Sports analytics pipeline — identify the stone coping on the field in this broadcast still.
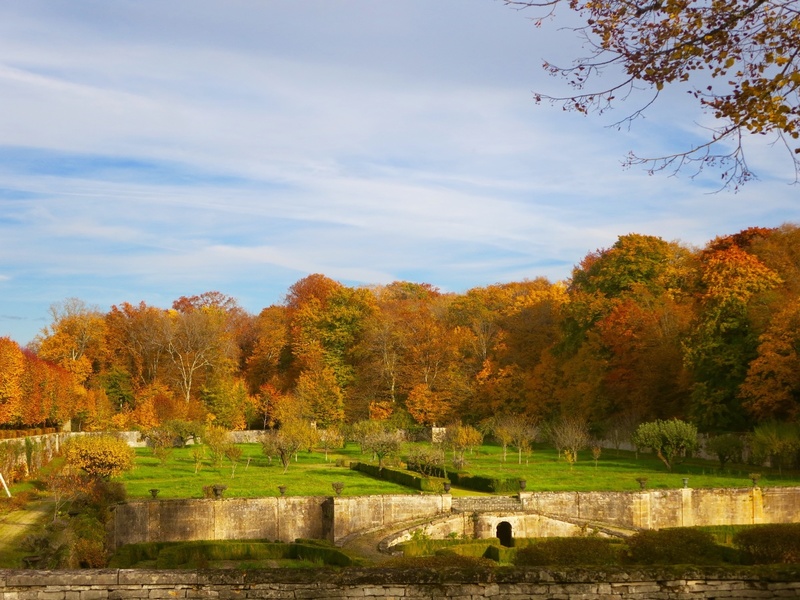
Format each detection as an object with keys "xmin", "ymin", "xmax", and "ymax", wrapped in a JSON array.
[{"xmin": 2, "ymin": 566, "xmax": 800, "ymax": 586}]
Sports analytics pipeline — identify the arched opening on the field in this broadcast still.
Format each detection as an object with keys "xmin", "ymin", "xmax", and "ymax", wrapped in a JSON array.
[{"xmin": 496, "ymin": 521, "xmax": 513, "ymax": 547}]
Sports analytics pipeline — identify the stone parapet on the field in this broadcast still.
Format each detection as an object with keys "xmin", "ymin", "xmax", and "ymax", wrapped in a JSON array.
[{"xmin": 1, "ymin": 567, "xmax": 799, "ymax": 599}]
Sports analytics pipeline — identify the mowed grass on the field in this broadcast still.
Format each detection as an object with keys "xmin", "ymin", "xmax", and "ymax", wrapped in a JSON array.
[
  {"xmin": 118, "ymin": 443, "xmax": 414, "ymax": 499},
  {"xmin": 117, "ymin": 440, "xmax": 800, "ymax": 499},
  {"xmin": 425, "ymin": 442, "xmax": 800, "ymax": 492}
]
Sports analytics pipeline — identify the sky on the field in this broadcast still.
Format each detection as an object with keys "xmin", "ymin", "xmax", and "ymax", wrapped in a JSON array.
[{"xmin": 0, "ymin": 1, "xmax": 797, "ymax": 346}]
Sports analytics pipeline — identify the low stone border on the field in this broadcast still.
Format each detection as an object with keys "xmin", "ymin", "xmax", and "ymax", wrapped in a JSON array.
[{"xmin": 1, "ymin": 567, "xmax": 799, "ymax": 599}]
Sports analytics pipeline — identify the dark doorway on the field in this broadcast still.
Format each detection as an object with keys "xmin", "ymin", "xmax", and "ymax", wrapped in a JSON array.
[{"xmin": 496, "ymin": 521, "xmax": 513, "ymax": 547}]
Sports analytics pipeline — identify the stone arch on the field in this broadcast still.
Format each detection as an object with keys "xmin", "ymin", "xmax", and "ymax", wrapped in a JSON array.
[{"xmin": 496, "ymin": 521, "xmax": 513, "ymax": 547}]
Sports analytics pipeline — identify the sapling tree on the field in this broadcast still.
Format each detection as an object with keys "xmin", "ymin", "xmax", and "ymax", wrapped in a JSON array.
[
  {"xmin": 363, "ymin": 429, "xmax": 405, "ymax": 470},
  {"xmin": 318, "ymin": 427, "xmax": 344, "ymax": 461},
  {"xmin": 548, "ymin": 416, "xmax": 590, "ymax": 463}
]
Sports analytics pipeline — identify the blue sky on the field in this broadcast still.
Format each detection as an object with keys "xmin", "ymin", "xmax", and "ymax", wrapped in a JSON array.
[{"xmin": 0, "ymin": 1, "xmax": 797, "ymax": 346}]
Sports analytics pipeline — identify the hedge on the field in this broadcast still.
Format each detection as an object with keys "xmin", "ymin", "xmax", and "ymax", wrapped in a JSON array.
[
  {"xmin": 406, "ymin": 463, "xmax": 520, "ymax": 493},
  {"xmin": 110, "ymin": 540, "xmax": 352, "ymax": 568},
  {"xmin": 350, "ymin": 461, "xmax": 446, "ymax": 492},
  {"xmin": 514, "ymin": 537, "xmax": 623, "ymax": 566},
  {"xmin": 734, "ymin": 524, "xmax": 800, "ymax": 564},
  {"xmin": 624, "ymin": 528, "xmax": 724, "ymax": 565}
]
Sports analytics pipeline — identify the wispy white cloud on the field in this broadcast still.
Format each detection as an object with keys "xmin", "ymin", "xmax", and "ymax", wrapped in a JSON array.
[{"xmin": 0, "ymin": 0, "xmax": 795, "ymax": 345}]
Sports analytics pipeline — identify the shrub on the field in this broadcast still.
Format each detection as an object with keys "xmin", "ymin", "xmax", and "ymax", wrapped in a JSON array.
[
  {"xmin": 625, "ymin": 528, "xmax": 723, "ymax": 565},
  {"xmin": 514, "ymin": 537, "xmax": 621, "ymax": 566},
  {"xmin": 733, "ymin": 524, "xmax": 800, "ymax": 564},
  {"xmin": 705, "ymin": 433, "xmax": 744, "ymax": 468},
  {"xmin": 111, "ymin": 540, "xmax": 352, "ymax": 569},
  {"xmin": 383, "ymin": 554, "xmax": 496, "ymax": 569},
  {"xmin": 64, "ymin": 435, "xmax": 135, "ymax": 480}
]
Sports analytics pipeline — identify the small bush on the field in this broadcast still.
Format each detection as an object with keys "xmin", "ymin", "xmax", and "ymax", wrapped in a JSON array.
[
  {"xmin": 111, "ymin": 540, "xmax": 352, "ymax": 569},
  {"xmin": 733, "ymin": 524, "xmax": 800, "ymax": 564},
  {"xmin": 435, "ymin": 541, "xmax": 496, "ymax": 559},
  {"xmin": 625, "ymin": 528, "xmax": 723, "ymax": 565},
  {"xmin": 398, "ymin": 538, "xmax": 498, "ymax": 558},
  {"xmin": 383, "ymin": 554, "xmax": 496, "ymax": 569},
  {"xmin": 64, "ymin": 435, "xmax": 135, "ymax": 480},
  {"xmin": 514, "ymin": 537, "xmax": 621, "ymax": 566}
]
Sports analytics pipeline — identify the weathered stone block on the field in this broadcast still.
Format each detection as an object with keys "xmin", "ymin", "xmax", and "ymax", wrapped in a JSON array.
[{"xmin": 78, "ymin": 590, "xmax": 111, "ymax": 600}]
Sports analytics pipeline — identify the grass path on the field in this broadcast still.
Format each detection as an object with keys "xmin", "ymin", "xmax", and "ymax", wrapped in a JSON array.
[{"xmin": 0, "ymin": 499, "xmax": 53, "ymax": 567}]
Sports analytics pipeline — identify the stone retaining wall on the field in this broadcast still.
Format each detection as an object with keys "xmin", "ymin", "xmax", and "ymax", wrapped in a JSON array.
[
  {"xmin": 108, "ymin": 497, "xmax": 332, "ymax": 548},
  {"xmin": 2, "ymin": 567, "xmax": 799, "ymax": 599},
  {"xmin": 109, "ymin": 487, "xmax": 800, "ymax": 549}
]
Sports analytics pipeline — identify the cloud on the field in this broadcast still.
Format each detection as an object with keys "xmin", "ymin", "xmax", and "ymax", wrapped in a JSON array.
[{"xmin": 0, "ymin": 0, "xmax": 795, "ymax": 346}]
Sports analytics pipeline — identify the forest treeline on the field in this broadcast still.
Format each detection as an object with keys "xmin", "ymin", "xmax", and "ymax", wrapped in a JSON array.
[{"xmin": 1, "ymin": 224, "xmax": 799, "ymax": 437}]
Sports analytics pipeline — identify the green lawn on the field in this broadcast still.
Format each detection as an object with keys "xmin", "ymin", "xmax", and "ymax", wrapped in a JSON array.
[
  {"xmin": 116, "ymin": 440, "xmax": 800, "ymax": 499},
  {"xmin": 423, "ymin": 442, "xmax": 800, "ymax": 492},
  {"xmin": 119, "ymin": 443, "xmax": 414, "ymax": 499}
]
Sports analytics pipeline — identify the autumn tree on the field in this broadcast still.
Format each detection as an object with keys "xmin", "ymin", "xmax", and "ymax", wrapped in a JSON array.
[
  {"xmin": 37, "ymin": 298, "xmax": 107, "ymax": 385},
  {"xmin": 0, "ymin": 337, "xmax": 25, "ymax": 426},
  {"xmin": 201, "ymin": 378, "xmax": 251, "ymax": 430},
  {"xmin": 405, "ymin": 383, "xmax": 452, "ymax": 427},
  {"xmin": 483, "ymin": 413, "xmax": 538, "ymax": 463},
  {"xmin": 104, "ymin": 301, "xmax": 170, "ymax": 390},
  {"xmin": 294, "ymin": 358, "xmax": 345, "ymax": 428},
  {"xmin": 64, "ymin": 435, "xmax": 135, "ymax": 480},
  {"xmin": 444, "ymin": 424, "xmax": 483, "ymax": 468},
  {"xmin": 165, "ymin": 305, "xmax": 237, "ymax": 404},
  {"xmin": 252, "ymin": 383, "xmax": 284, "ymax": 429},
  {"xmin": 739, "ymin": 298, "xmax": 800, "ymax": 421},
  {"xmin": 506, "ymin": 0, "xmax": 800, "ymax": 187},
  {"xmin": 261, "ymin": 418, "xmax": 316, "ymax": 473},
  {"xmin": 244, "ymin": 305, "xmax": 289, "ymax": 393},
  {"xmin": 684, "ymin": 239, "xmax": 782, "ymax": 430}
]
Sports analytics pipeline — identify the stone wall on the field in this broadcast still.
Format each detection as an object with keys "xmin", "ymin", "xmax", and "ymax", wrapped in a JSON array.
[
  {"xmin": 381, "ymin": 512, "xmax": 592, "ymax": 551},
  {"xmin": 333, "ymin": 494, "xmax": 451, "ymax": 543},
  {"xmin": 108, "ymin": 487, "xmax": 800, "ymax": 549},
  {"xmin": 460, "ymin": 487, "xmax": 797, "ymax": 530},
  {"xmin": 2, "ymin": 567, "xmax": 800, "ymax": 599},
  {"xmin": 108, "ymin": 497, "xmax": 332, "ymax": 549}
]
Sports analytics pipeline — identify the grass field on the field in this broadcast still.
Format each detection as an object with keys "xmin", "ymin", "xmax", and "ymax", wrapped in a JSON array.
[
  {"xmin": 116, "ymin": 440, "xmax": 800, "ymax": 499},
  {"xmin": 419, "ymin": 442, "xmax": 800, "ymax": 492},
  {"xmin": 118, "ymin": 443, "xmax": 415, "ymax": 499}
]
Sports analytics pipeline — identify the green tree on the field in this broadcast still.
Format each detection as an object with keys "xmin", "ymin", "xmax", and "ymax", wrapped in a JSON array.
[
  {"xmin": 749, "ymin": 421, "xmax": 799, "ymax": 474},
  {"xmin": 631, "ymin": 419, "xmax": 699, "ymax": 471},
  {"xmin": 705, "ymin": 433, "xmax": 744, "ymax": 469}
]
